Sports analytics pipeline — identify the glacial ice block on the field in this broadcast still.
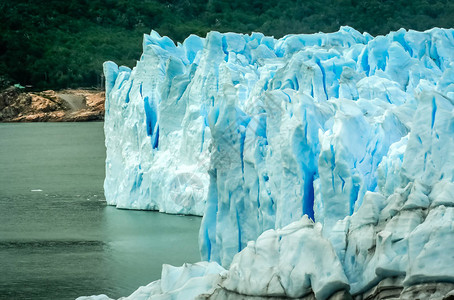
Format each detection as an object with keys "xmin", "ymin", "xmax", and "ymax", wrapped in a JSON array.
[
  {"xmin": 341, "ymin": 90, "xmax": 454, "ymax": 294},
  {"xmin": 102, "ymin": 26, "xmax": 454, "ymax": 298},
  {"xmin": 221, "ymin": 216, "xmax": 349, "ymax": 299},
  {"xmin": 77, "ymin": 261, "xmax": 226, "ymax": 300},
  {"xmin": 103, "ymin": 33, "xmax": 211, "ymax": 215}
]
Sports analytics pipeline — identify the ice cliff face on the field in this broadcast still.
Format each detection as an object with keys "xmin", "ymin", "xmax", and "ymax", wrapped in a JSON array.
[{"xmin": 100, "ymin": 27, "xmax": 454, "ymax": 299}]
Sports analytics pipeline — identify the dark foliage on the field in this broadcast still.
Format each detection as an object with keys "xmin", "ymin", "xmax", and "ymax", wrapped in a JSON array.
[{"xmin": 1, "ymin": 0, "xmax": 453, "ymax": 90}]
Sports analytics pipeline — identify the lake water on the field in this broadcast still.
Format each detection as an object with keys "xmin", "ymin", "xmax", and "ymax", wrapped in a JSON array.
[{"xmin": 0, "ymin": 122, "xmax": 201, "ymax": 300}]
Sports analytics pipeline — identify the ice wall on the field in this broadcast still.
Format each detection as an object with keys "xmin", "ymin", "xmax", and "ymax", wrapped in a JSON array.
[
  {"xmin": 103, "ymin": 32, "xmax": 211, "ymax": 215},
  {"xmin": 101, "ymin": 26, "xmax": 454, "ymax": 298}
]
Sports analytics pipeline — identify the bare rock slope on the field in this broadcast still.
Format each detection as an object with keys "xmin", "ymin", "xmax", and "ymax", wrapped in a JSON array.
[{"xmin": 0, "ymin": 87, "xmax": 105, "ymax": 122}]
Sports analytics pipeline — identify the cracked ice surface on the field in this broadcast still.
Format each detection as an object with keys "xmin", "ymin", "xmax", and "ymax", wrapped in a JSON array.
[{"xmin": 99, "ymin": 26, "xmax": 454, "ymax": 298}]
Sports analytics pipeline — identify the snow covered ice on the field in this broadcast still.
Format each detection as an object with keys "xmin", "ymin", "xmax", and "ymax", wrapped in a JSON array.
[{"xmin": 92, "ymin": 26, "xmax": 454, "ymax": 299}]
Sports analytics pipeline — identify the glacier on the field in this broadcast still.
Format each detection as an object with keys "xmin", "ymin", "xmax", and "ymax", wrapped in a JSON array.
[{"xmin": 91, "ymin": 26, "xmax": 454, "ymax": 299}]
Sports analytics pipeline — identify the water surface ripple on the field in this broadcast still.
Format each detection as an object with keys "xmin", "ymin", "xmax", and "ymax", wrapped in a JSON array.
[{"xmin": 0, "ymin": 122, "xmax": 201, "ymax": 299}]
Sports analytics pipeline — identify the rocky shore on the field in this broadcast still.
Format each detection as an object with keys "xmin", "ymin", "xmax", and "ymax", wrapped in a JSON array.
[{"xmin": 0, "ymin": 86, "xmax": 104, "ymax": 122}]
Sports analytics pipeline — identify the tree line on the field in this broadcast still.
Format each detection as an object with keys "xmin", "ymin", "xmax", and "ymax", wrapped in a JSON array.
[{"xmin": 1, "ymin": 0, "xmax": 453, "ymax": 90}]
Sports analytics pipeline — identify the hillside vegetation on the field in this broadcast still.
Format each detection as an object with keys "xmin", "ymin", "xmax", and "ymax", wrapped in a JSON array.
[{"xmin": 1, "ymin": 0, "xmax": 453, "ymax": 90}]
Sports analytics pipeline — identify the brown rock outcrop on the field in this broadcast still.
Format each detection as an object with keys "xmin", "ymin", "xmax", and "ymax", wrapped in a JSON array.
[{"xmin": 0, "ymin": 87, "xmax": 105, "ymax": 122}]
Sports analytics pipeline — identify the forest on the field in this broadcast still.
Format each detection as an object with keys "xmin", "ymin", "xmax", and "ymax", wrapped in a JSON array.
[{"xmin": 1, "ymin": 0, "xmax": 453, "ymax": 90}]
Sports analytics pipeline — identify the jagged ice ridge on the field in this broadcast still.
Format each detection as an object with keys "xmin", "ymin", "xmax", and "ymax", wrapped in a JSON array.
[{"xmin": 91, "ymin": 26, "xmax": 454, "ymax": 299}]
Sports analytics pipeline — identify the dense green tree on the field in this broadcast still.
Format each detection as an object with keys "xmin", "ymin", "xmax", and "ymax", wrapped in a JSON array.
[{"xmin": 0, "ymin": 0, "xmax": 453, "ymax": 90}]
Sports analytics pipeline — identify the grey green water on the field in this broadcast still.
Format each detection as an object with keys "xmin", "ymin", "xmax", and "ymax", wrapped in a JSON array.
[{"xmin": 0, "ymin": 122, "xmax": 201, "ymax": 300}]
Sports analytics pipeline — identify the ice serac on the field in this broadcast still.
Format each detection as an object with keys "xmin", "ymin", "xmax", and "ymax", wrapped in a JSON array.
[
  {"xmin": 103, "ymin": 31, "xmax": 210, "ymax": 215},
  {"xmin": 221, "ymin": 216, "xmax": 349, "ymax": 300},
  {"xmin": 101, "ymin": 27, "xmax": 454, "ymax": 299}
]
